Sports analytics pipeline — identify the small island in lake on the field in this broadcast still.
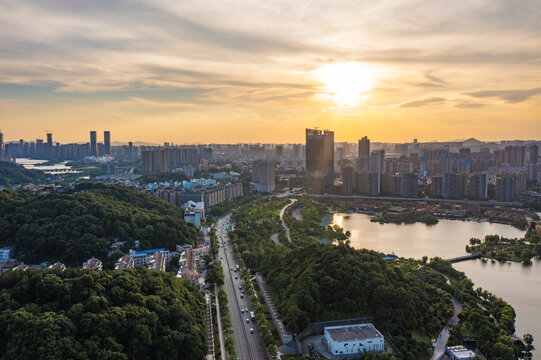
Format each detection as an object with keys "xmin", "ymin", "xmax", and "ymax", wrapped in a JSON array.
[{"xmin": 466, "ymin": 230, "xmax": 541, "ymax": 264}]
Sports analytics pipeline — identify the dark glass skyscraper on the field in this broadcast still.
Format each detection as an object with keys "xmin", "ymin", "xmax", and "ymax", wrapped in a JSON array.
[
  {"xmin": 90, "ymin": 131, "xmax": 97, "ymax": 156},
  {"xmin": 104, "ymin": 131, "xmax": 111, "ymax": 155},
  {"xmin": 305, "ymin": 128, "xmax": 334, "ymax": 193},
  {"xmin": 357, "ymin": 136, "xmax": 370, "ymax": 173}
]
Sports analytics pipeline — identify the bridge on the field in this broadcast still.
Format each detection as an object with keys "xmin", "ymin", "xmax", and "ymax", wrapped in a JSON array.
[{"xmin": 446, "ymin": 254, "xmax": 481, "ymax": 263}]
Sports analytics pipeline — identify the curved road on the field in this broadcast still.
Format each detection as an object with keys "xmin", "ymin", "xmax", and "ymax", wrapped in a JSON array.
[
  {"xmin": 215, "ymin": 215, "xmax": 268, "ymax": 360},
  {"xmin": 279, "ymin": 198, "xmax": 297, "ymax": 243}
]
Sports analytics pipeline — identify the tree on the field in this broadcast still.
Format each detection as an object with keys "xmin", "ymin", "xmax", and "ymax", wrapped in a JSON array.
[
  {"xmin": 523, "ymin": 333, "xmax": 534, "ymax": 360},
  {"xmin": 206, "ymin": 260, "xmax": 224, "ymax": 287}
]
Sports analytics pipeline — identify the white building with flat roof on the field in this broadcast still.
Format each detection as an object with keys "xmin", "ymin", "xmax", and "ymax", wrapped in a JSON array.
[
  {"xmin": 324, "ymin": 323, "xmax": 384, "ymax": 356},
  {"xmin": 446, "ymin": 345, "xmax": 476, "ymax": 359}
]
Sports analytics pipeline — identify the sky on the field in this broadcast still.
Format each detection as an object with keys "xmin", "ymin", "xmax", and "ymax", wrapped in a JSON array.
[{"xmin": 1, "ymin": 0, "xmax": 540, "ymax": 144}]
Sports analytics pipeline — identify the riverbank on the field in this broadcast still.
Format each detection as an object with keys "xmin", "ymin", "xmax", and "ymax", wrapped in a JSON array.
[{"xmin": 316, "ymin": 196, "xmax": 534, "ymax": 230}]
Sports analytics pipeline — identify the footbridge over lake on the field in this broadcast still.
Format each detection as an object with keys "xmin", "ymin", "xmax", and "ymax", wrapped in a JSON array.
[{"xmin": 446, "ymin": 254, "xmax": 481, "ymax": 263}]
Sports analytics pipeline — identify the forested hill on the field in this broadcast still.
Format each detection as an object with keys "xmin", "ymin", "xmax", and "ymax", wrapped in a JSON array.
[
  {"xmin": 0, "ymin": 161, "xmax": 47, "ymax": 185},
  {"xmin": 0, "ymin": 268, "xmax": 206, "ymax": 360},
  {"xmin": 0, "ymin": 184, "xmax": 198, "ymax": 266},
  {"xmin": 260, "ymin": 243, "xmax": 452, "ymax": 358}
]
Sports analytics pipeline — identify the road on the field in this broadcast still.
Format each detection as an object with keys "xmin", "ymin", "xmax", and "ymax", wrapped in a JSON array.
[
  {"xmin": 215, "ymin": 215, "xmax": 268, "ymax": 360},
  {"xmin": 279, "ymin": 198, "xmax": 297, "ymax": 243},
  {"xmin": 431, "ymin": 296, "xmax": 463, "ymax": 360}
]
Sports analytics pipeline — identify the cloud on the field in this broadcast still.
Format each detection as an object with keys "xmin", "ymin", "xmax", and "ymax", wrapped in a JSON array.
[
  {"xmin": 454, "ymin": 101, "xmax": 486, "ymax": 109},
  {"xmin": 400, "ymin": 97, "xmax": 446, "ymax": 108},
  {"xmin": 465, "ymin": 88, "xmax": 541, "ymax": 103},
  {"xmin": 424, "ymin": 70, "xmax": 448, "ymax": 85}
]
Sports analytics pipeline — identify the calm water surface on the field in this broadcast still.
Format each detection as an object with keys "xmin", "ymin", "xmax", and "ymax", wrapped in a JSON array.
[
  {"xmin": 327, "ymin": 213, "xmax": 539, "ymax": 358},
  {"xmin": 16, "ymin": 158, "xmax": 79, "ymax": 174}
]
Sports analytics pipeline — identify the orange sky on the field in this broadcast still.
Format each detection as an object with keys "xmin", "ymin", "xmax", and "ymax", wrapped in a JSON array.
[{"xmin": 1, "ymin": 1, "xmax": 540, "ymax": 143}]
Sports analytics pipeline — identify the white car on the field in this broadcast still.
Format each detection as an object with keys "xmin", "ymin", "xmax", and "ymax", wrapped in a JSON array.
[{"xmin": 250, "ymin": 328, "xmax": 254, "ymax": 333}]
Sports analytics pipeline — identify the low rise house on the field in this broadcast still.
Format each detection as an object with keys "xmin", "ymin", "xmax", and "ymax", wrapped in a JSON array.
[
  {"xmin": 324, "ymin": 324, "xmax": 384, "ymax": 356},
  {"xmin": 129, "ymin": 248, "xmax": 171, "ymax": 266},
  {"xmin": 0, "ymin": 259, "xmax": 20, "ymax": 273},
  {"xmin": 48, "ymin": 262, "xmax": 66, "ymax": 271},
  {"xmin": 148, "ymin": 251, "xmax": 166, "ymax": 271},
  {"xmin": 115, "ymin": 255, "xmax": 134, "ymax": 270},
  {"xmin": 13, "ymin": 263, "xmax": 29, "ymax": 271},
  {"xmin": 82, "ymin": 257, "xmax": 103, "ymax": 270}
]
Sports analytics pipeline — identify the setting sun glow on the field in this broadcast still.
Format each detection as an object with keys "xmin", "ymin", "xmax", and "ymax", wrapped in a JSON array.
[{"xmin": 314, "ymin": 63, "xmax": 380, "ymax": 107}]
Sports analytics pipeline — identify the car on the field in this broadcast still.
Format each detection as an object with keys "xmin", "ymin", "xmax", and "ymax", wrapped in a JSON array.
[
  {"xmin": 250, "ymin": 328, "xmax": 254, "ymax": 334},
  {"xmin": 235, "ymin": 276, "xmax": 238, "ymax": 279},
  {"xmin": 239, "ymin": 286, "xmax": 242, "ymax": 290},
  {"xmin": 241, "ymin": 309, "xmax": 244, "ymax": 313},
  {"xmin": 245, "ymin": 308, "xmax": 248, "ymax": 313},
  {"xmin": 246, "ymin": 318, "xmax": 250, "ymax": 323}
]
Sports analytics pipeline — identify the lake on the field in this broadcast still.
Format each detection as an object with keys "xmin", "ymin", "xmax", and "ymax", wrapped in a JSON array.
[
  {"xmin": 16, "ymin": 158, "xmax": 80, "ymax": 174},
  {"xmin": 325, "ymin": 213, "xmax": 539, "ymax": 358}
]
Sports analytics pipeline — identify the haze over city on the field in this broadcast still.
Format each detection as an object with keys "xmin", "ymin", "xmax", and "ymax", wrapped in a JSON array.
[{"xmin": 1, "ymin": 0, "xmax": 540, "ymax": 143}]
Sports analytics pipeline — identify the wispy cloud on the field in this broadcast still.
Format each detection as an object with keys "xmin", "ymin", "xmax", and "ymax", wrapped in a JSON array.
[
  {"xmin": 400, "ymin": 97, "xmax": 446, "ymax": 108},
  {"xmin": 454, "ymin": 101, "xmax": 486, "ymax": 109},
  {"xmin": 466, "ymin": 88, "xmax": 541, "ymax": 103}
]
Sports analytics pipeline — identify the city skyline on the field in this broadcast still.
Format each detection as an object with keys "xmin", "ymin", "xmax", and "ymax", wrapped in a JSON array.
[{"xmin": 1, "ymin": 1, "xmax": 540, "ymax": 143}]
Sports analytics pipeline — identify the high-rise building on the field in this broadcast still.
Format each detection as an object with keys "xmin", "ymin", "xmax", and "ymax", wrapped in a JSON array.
[
  {"xmin": 251, "ymin": 160, "xmax": 275, "ymax": 193},
  {"xmin": 305, "ymin": 128, "xmax": 334, "ymax": 193},
  {"xmin": 504, "ymin": 145, "xmax": 525, "ymax": 167},
  {"xmin": 336, "ymin": 147, "xmax": 346, "ymax": 162},
  {"xmin": 430, "ymin": 175, "xmax": 442, "ymax": 198},
  {"xmin": 275, "ymin": 145, "xmax": 283, "ymax": 159},
  {"xmin": 441, "ymin": 173, "xmax": 464, "ymax": 199},
  {"xmin": 104, "ymin": 131, "xmax": 111, "ymax": 155},
  {"xmin": 3, "ymin": 143, "xmax": 10, "ymax": 162},
  {"xmin": 458, "ymin": 148, "xmax": 471, "ymax": 159},
  {"xmin": 357, "ymin": 136, "xmax": 370, "ymax": 173},
  {"xmin": 46, "ymin": 133, "xmax": 53, "ymax": 147},
  {"xmin": 529, "ymin": 144, "xmax": 539, "ymax": 164},
  {"xmin": 0, "ymin": 132, "xmax": 3, "ymax": 161},
  {"xmin": 342, "ymin": 165, "xmax": 354, "ymax": 196},
  {"xmin": 496, "ymin": 175, "xmax": 516, "ymax": 202},
  {"xmin": 441, "ymin": 152, "xmax": 453, "ymax": 173},
  {"xmin": 399, "ymin": 172, "xmax": 418, "ymax": 198},
  {"xmin": 370, "ymin": 150, "xmax": 385, "ymax": 174},
  {"xmin": 469, "ymin": 173, "xmax": 488, "ymax": 199},
  {"xmin": 90, "ymin": 131, "xmax": 97, "ymax": 156},
  {"xmin": 202, "ymin": 148, "xmax": 213, "ymax": 161}
]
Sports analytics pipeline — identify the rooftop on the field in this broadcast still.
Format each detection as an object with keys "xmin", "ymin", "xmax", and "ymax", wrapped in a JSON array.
[
  {"xmin": 326, "ymin": 324, "xmax": 382, "ymax": 342},
  {"xmin": 133, "ymin": 248, "xmax": 168, "ymax": 256},
  {"xmin": 447, "ymin": 346, "xmax": 476, "ymax": 359}
]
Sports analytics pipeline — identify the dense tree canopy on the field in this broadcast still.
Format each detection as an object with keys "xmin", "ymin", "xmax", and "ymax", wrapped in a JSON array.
[
  {"xmin": 0, "ymin": 161, "xmax": 47, "ymax": 185},
  {"xmin": 0, "ymin": 184, "xmax": 198, "ymax": 266},
  {"xmin": 260, "ymin": 244, "xmax": 452, "ymax": 358},
  {"xmin": 0, "ymin": 268, "xmax": 206, "ymax": 360}
]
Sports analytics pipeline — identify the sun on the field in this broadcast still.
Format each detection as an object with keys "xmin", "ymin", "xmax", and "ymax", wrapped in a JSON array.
[{"xmin": 313, "ymin": 62, "xmax": 380, "ymax": 107}]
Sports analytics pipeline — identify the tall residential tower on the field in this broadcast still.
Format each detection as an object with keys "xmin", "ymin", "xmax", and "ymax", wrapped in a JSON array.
[{"xmin": 305, "ymin": 128, "xmax": 334, "ymax": 194}]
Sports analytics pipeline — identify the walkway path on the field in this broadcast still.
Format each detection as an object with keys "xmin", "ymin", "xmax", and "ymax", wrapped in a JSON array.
[
  {"xmin": 416, "ymin": 267, "xmax": 463, "ymax": 360},
  {"xmin": 279, "ymin": 199, "xmax": 297, "ymax": 243},
  {"xmin": 431, "ymin": 297, "xmax": 462, "ymax": 360}
]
